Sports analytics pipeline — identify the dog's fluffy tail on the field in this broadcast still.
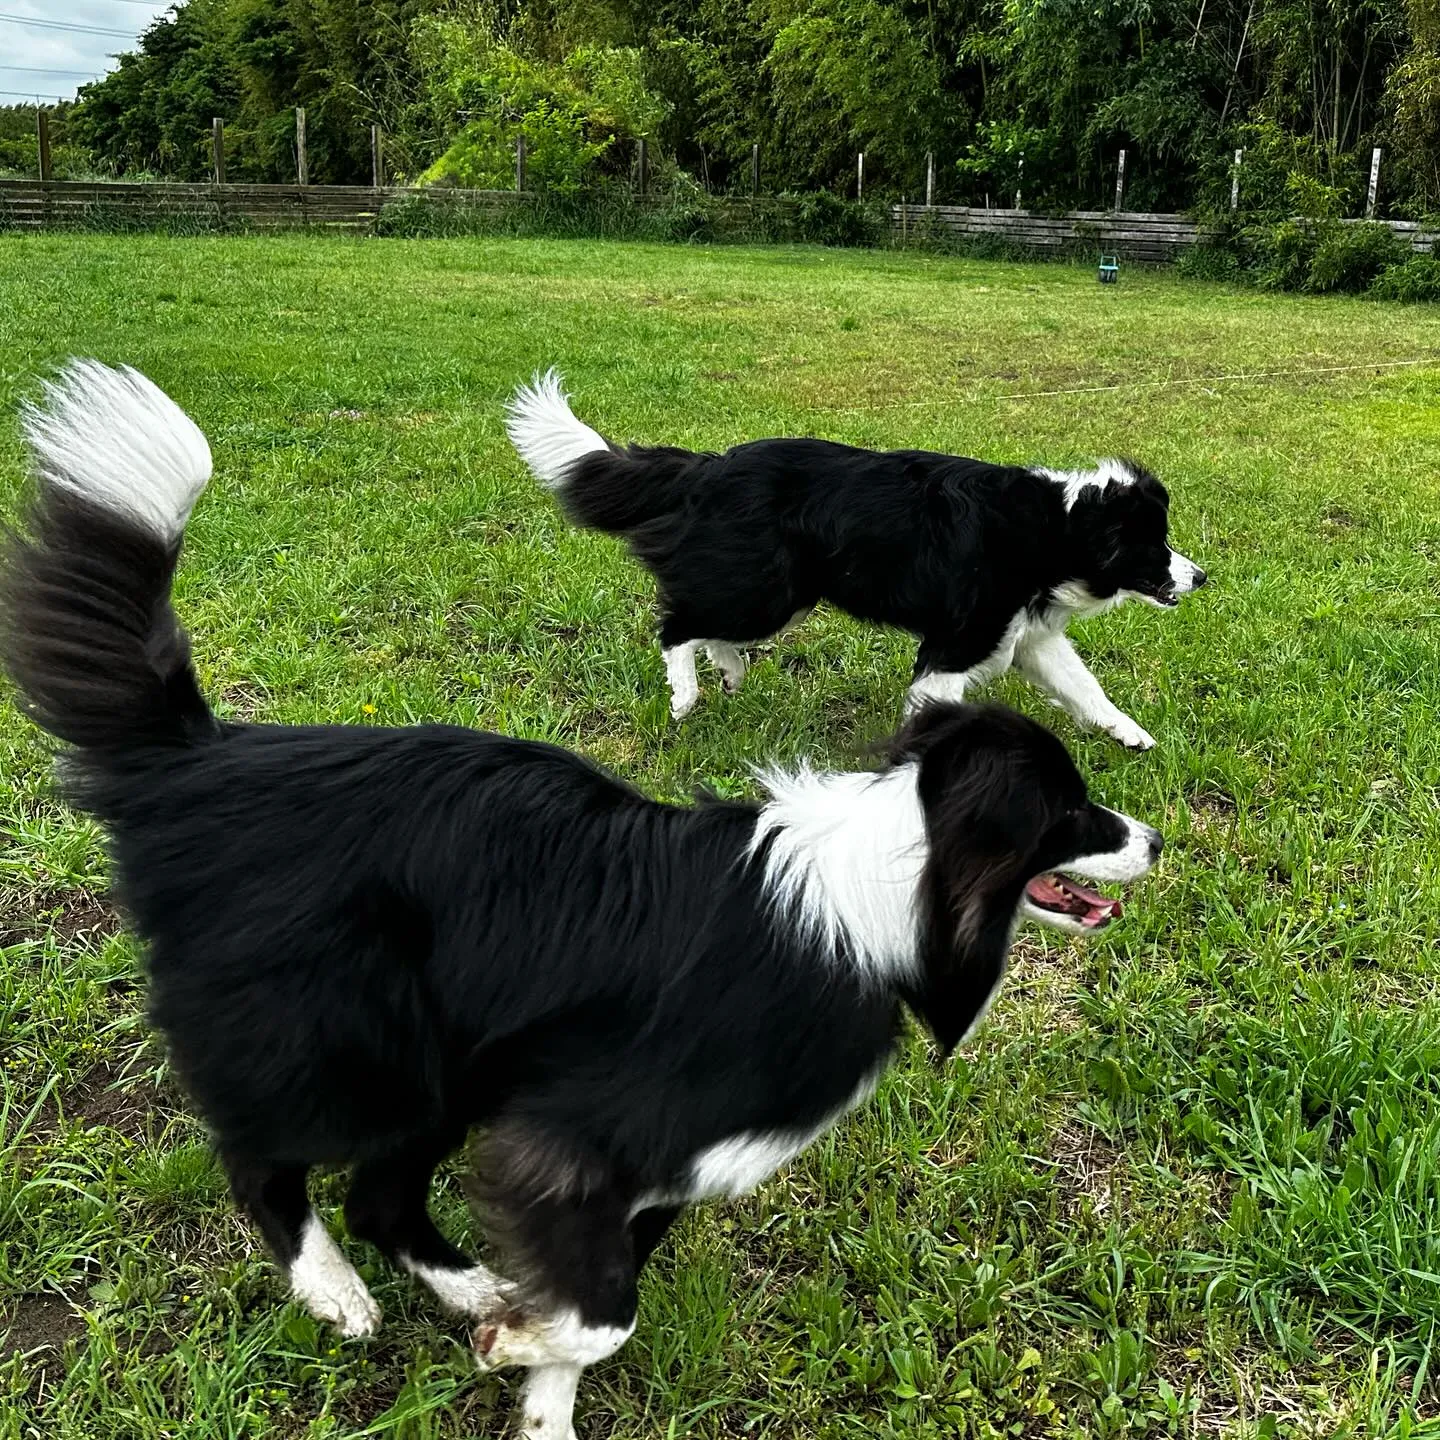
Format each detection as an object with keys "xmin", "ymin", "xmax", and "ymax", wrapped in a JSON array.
[
  {"xmin": 1, "ymin": 360, "xmax": 219, "ymax": 752},
  {"xmin": 506, "ymin": 369, "xmax": 693, "ymax": 534}
]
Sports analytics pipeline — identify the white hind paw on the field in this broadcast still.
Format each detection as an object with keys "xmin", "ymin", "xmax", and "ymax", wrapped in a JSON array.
[{"xmin": 703, "ymin": 641, "xmax": 747, "ymax": 694}]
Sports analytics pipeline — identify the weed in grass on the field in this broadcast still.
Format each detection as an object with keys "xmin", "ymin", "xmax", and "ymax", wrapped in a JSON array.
[{"xmin": 1, "ymin": 234, "xmax": 1439, "ymax": 1436}]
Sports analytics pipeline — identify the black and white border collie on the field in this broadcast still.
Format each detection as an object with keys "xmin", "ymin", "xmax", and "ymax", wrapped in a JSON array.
[
  {"xmin": 507, "ymin": 372, "xmax": 1207, "ymax": 749},
  {"xmin": 3, "ymin": 363, "xmax": 1163, "ymax": 1440}
]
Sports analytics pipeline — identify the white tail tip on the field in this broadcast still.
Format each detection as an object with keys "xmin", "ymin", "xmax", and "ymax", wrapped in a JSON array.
[
  {"xmin": 22, "ymin": 359, "xmax": 212, "ymax": 543},
  {"xmin": 505, "ymin": 368, "xmax": 610, "ymax": 488}
]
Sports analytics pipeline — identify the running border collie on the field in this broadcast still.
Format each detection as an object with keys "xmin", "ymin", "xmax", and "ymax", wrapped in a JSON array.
[
  {"xmin": 2, "ymin": 363, "xmax": 1163, "ymax": 1440},
  {"xmin": 507, "ymin": 372, "xmax": 1206, "ymax": 748}
]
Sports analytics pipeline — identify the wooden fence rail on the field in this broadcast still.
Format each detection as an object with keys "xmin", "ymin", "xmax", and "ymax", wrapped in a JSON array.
[
  {"xmin": 0, "ymin": 180, "xmax": 524, "ymax": 232},
  {"xmin": 4, "ymin": 180, "xmax": 1437, "ymax": 259},
  {"xmin": 892, "ymin": 204, "xmax": 1438, "ymax": 261}
]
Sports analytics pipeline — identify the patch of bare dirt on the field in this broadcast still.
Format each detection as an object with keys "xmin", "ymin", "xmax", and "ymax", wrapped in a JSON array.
[
  {"xmin": 1187, "ymin": 790, "xmax": 1241, "ymax": 842},
  {"xmin": 17, "ymin": 1060, "xmax": 180, "ymax": 1149},
  {"xmin": 1048, "ymin": 1117, "xmax": 1129, "ymax": 1222},
  {"xmin": 0, "ymin": 887, "xmax": 122, "ymax": 950},
  {"xmin": 0, "ymin": 1291, "xmax": 86, "ymax": 1361},
  {"xmin": 1000, "ymin": 935, "xmax": 1086, "ymax": 1034},
  {"xmin": 60, "ymin": 1061, "xmax": 173, "ymax": 1141},
  {"xmin": 217, "ymin": 681, "xmax": 271, "ymax": 722}
]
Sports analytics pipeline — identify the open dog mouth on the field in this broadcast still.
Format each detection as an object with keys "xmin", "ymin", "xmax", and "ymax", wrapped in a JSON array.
[
  {"xmin": 1024, "ymin": 872, "xmax": 1124, "ymax": 928},
  {"xmin": 1135, "ymin": 581, "xmax": 1179, "ymax": 607}
]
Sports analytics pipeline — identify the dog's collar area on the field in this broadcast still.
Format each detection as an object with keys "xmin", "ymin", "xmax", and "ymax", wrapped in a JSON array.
[{"xmin": 1024, "ymin": 871, "xmax": 1123, "ymax": 928}]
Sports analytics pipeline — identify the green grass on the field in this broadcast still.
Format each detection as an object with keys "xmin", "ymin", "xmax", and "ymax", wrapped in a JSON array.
[{"xmin": 1, "ymin": 234, "xmax": 1440, "ymax": 1439}]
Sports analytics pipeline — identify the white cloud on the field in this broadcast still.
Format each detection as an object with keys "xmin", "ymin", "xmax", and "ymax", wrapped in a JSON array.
[{"xmin": 0, "ymin": 1, "xmax": 176, "ymax": 103}]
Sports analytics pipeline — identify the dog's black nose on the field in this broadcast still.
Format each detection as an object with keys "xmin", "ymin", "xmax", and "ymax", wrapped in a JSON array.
[
  {"xmin": 1146, "ymin": 827, "xmax": 1164, "ymax": 859},
  {"xmin": 1192, "ymin": 568, "xmax": 1208, "ymax": 588}
]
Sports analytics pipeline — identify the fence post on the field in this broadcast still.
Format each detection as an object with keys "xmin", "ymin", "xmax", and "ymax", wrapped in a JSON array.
[
  {"xmin": 1230, "ymin": 148, "xmax": 1243, "ymax": 210},
  {"xmin": 637, "ymin": 137, "xmax": 648, "ymax": 196},
  {"xmin": 1014, "ymin": 156, "xmax": 1023, "ymax": 210},
  {"xmin": 295, "ymin": 107, "xmax": 307, "ymax": 186},
  {"xmin": 751, "ymin": 143, "xmax": 760, "ymax": 197},
  {"xmin": 1366, "ymin": 146, "xmax": 1382, "ymax": 219},
  {"xmin": 925, "ymin": 150, "xmax": 935, "ymax": 207},
  {"xmin": 36, "ymin": 108, "xmax": 51, "ymax": 182},
  {"xmin": 857, "ymin": 151, "xmax": 865, "ymax": 202},
  {"xmin": 515, "ymin": 133, "xmax": 527, "ymax": 192},
  {"xmin": 1114, "ymin": 149, "xmax": 1127, "ymax": 212},
  {"xmin": 371, "ymin": 125, "xmax": 385, "ymax": 188},
  {"xmin": 211, "ymin": 118, "xmax": 226, "ymax": 185}
]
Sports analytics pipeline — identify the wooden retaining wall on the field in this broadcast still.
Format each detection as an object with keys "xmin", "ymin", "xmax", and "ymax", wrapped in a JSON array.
[{"xmin": 890, "ymin": 203, "xmax": 1439, "ymax": 260}]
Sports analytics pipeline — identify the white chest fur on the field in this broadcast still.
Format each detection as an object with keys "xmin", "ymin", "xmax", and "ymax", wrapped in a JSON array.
[{"xmin": 635, "ymin": 1069, "xmax": 884, "ymax": 1214}]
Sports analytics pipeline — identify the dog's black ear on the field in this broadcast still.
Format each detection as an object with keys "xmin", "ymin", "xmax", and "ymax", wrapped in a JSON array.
[
  {"xmin": 883, "ymin": 701, "xmax": 983, "ymax": 766},
  {"xmin": 905, "ymin": 909, "xmax": 1013, "ymax": 1057},
  {"xmin": 1067, "ymin": 488, "xmax": 1134, "ymax": 570}
]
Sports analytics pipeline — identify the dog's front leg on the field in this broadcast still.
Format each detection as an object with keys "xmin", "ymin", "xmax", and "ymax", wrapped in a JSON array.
[
  {"xmin": 1013, "ymin": 631, "xmax": 1155, "ymax": 750},
  {"xmin": 662, "ymin": 641, "xmax": 701, "ymax": 718},
  {"xmin": 907, "ymin": 621, "xmax": 1023, "ymax": 714},
  {"xmin": 517, "ymin": 1362, "xmax": 585, "ymax": 1440}
]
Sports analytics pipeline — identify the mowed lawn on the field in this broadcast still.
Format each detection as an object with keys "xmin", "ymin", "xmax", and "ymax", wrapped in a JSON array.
[{"xmin": 2, "ymin": 234, "xmax": 1440, "ymax": 1440}]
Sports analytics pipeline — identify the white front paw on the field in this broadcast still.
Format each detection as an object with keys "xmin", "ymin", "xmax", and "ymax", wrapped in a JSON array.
[
  {"xmin": 296, "ymin": 1274, "xmax": 381, "ymax": 1338},
  {"xmin": 670, "ymin": 691, "xmax": 698, "ymax": 720},
  {"xmin": 1106, "ymin": 715, "xmax": 1156, "ymax": 751}
]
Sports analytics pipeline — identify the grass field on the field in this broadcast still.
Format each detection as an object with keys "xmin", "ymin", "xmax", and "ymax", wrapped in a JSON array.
[{"xmin": 1, "ymin": 234, "xmax": 1439, "ymax": 1440}]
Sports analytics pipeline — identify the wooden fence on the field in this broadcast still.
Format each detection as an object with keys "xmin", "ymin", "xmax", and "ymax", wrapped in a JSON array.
[
  {"xmin": 0, "ymin": 180, "xmax": 519, "ymax": 232},
  {"xmin": 893, "ymin": 205, "xmax": 1200, "ymax": 261},
  {"xmin": 891, "ymin": 204, "xmax": 1439, "ymax": 261},
  {"xmin": 4, "ymin": 179, "xmax": 1438, "ymax": 261}
]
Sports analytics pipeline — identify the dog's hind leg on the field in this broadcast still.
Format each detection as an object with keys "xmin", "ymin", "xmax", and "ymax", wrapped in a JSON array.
[
  {"xmin": 702, "ymin": 641, "xmax": 747, "ymax": 694},
  {"xmin": 225, "ymin": 1155, "xmax": 381, "ymax": 1337},
  {"xmin": 344, "ymin": 1136, "xmax": 504, "ymax": 1319},
  {"xmin": 473, "ymin": 1148, "xmax": 654, "ymax": 1440}
]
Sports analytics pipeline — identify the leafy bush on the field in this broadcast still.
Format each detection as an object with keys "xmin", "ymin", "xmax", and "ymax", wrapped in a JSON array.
[
  {"xmin": 1226, "ymin": 218, "xmax": 1411, "ymax": 295},
  {"xmin": 1193, "ymin": 119, "xmax": 1361, "ymax": 222},
  {"xmin": 1368, "ymin": 254, "xmax": 1440, "ymax": 301},
  {"xmin": 788, "ymin": 190, "xmax": 884, "ymax": 246},
  {"xmin": 1252, "ymin": 219, "xmax": 1321, "ymax": 291},
  {"xmin": 1176, "ymin": 239, "xmax": 1244, "ymax": 282},
  {"xmin": 1176, "ymin": 215, "xmax": 1248, "ymax": 281},
  {"xmin": 1306, "ymin": 222, "xmax": 1409, "ymax": 293}
]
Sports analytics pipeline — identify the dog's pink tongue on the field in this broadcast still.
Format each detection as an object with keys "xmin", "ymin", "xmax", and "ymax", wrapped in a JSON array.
[
  {"xmin": 1065, "ymin": 875, "xmax": 1123, "ymax": 925},
  {"xmin": 1025, "ymin": 873, "xmax": 1078, "ymax": 912},
  {"xmin": 1025, "ymin": 872, "xmax": 1123, "ymax": 925}
]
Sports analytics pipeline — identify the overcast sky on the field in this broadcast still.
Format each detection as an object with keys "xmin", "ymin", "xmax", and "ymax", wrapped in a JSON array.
[{"xmin": 0, "ymin": 1, "xmax": 173, "ymax": 104}]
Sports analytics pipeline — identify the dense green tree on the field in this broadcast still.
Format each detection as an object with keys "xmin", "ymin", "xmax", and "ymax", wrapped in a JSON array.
[{"xmin": 63, "ymin": 0, "xmax": 1437, "ymax": 214}]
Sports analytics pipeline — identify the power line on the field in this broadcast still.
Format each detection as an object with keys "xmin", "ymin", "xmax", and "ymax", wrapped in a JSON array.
[
  {"xmin": 0, "ymin": 88, "xmax": 75, "ymax": 100},
  {"xmin": 0, "ymin": 14, "xmax": 136, "ymax": 37},
  {"xmin": 0, "ymin": 65, "xmax": 96, "ymax": 76}
]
